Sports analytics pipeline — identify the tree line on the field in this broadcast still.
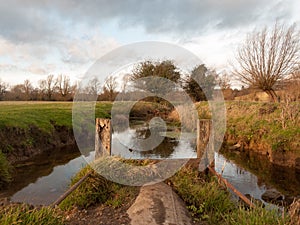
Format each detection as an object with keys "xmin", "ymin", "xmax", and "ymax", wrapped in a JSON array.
[
  {"xmin": 0, "ymin": 75, "xmax": 76, "ymax": 101},
  {"xmin": 0, "ymin": 73, "xmax": 122, "ymax": 101},
  {"xmin": 0, "ymin": 22, "xmax": 299, "ymax": 102},
  {"xmin": 0, "ymin": 61, "xmax": 232, "ymax": 102}
]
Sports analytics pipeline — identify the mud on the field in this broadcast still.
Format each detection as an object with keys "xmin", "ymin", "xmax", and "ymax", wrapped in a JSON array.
[{"xmin": 0, "ymin": 125, "xmax": 75, "ymax": 164}]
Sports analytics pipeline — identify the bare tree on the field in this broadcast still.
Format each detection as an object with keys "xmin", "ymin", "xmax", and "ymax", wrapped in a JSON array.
[
  {"xmin": 38, "ymin": 75, "xmax": 57, "ymax": 100},
  {"xmin": 217, "ymin": 73, "xmax": 231, "ymax": 90},
  {"xmin": 287, "ymin": 66, "xmax": 300, "ymax": 100},
  {"xmin": 121, "ymin": 74, "xmax": 130, "ymax": 101},
  {"xmin": 233, "ymin": 23, "xmax": 300, "ymax": 101},
  {"xmin": 10, "ymin": 84, "xmax": 24, "ymax": 100},
  {"xmin": 38, "ymin": 79, "xmax": 47, "ymax": 99},
  {"xmin": 56, "ymin": 75, "xmax": 71, "ymax": 97},
  {"xmin": 86, "ymin": 77, "xmax": 101, "ymax": 96},
  {"xmin": 23, "ymin": 79, "xmax": 33, "ymax": 100},
  {"xmin": 0, "ymin": 79, "xmax": 8, "ymax": 100},
  {"xmin": 103, "ymin": 75, "xmax": 118, "ymax": 101}
]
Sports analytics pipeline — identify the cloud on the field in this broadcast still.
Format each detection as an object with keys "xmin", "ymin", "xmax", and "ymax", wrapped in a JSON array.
[
  {"xmin": 0, "ymin": 0, "xmax": 297, "ymax": 85},
  {"xmin": 44, "ymin": 0, "xmax": 295, "ymax": 34},
  {"xmin": 27, "ymin": 64, "xmax": 48, "ymax": 75},
  {"xmin": 0, "ymin": 1, "xmax": 62, "ymax": 44},
  {"xmin": 0, "ymin": 0, "xmax": 295, "ymax": 45},
  {"xmin": 60, "ymin": 32, "xmax": 119, "ymax": 64}
]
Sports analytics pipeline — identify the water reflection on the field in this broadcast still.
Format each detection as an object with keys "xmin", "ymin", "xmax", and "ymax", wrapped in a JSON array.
[
  {"xmin": 0, "ymin": 146, "xmax": 93, "ymax": 205},
  {"xmin": 215, "ymin": 153, "xmax": 267, "ymax": 202},
  {"xmin": 1, "ymin": 125, "xmax": 299, "ymax": 206},
  {"xmin": 220, "ymin": 149, "xmax": 300, "ymax": 197},
  {"xmin": 112, "ymin": 125, "xmax": 196, "ymax": 159}
]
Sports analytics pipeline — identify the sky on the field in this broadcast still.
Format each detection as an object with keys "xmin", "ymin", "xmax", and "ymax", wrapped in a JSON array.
[{"xmin": 0, "ymin": 0, "xmax": 299, "ymax": 87}]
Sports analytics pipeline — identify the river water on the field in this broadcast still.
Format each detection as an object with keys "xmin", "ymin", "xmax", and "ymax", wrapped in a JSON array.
[{"xmin": 1, "ymin": 124, "xmax": 299, "ymax": 206}]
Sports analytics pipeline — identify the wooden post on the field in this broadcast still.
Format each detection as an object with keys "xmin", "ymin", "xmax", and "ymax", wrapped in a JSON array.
[
  {"xmin": 197, "ymin": 119, "xmax": 211, "ymax": 158},
  {"xmin": 95, "ymin": 118, "xmax": 111, "ymax": 158},
  {"xmin": 197, "ymin": 119, "xmax": 215, "ymax": 171}
]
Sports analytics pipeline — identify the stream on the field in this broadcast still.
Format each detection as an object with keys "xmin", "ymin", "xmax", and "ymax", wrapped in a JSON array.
[{"xmin": 1, "ymin": 123, "xmax": 299, "ymax": 206}]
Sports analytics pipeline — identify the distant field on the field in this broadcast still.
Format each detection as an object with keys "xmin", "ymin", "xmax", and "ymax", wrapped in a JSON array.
[
  {"xmin": 0, "ymin": 101, "xmax": 112, "ymax": 132},
  {"xmin": 0, "ymin": 101, "xmax": 170, "ymax": 132}
]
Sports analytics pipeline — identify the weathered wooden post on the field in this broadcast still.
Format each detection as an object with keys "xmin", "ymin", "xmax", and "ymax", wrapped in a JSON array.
[
  {"xmin": 197, "ymin": 119, "xmax": 211, "ymax": 158},
  {"xmin": 197, "ymin": 119, "xmax": 214, "ymax": 171},
  {"xmin": 95, "ymin": 118, "xmax": 111, "ymax": 158}
]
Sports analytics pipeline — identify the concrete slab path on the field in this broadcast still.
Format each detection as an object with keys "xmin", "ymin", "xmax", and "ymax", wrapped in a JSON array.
[{"xmin": 127, "ymin": 182, "xmax": 192, "ymax": 225}]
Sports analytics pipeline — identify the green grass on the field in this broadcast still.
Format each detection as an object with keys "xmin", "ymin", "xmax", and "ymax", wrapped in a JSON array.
[
  {"xmin": 0, "ymin": 204, "xmax": 64, "ymax": 225},
  {"xmin": 0, "ymin": 101, "xmax": 172, "ymax": 132},
  {"xmin": 168, "ymin": 166, "xmax": 290, "ymax": 224},
  {"xmin": 0, "ymin": 150, "xmax": 12, "ymax": 188},
  {"xmin": 169, "ymin": 166, "xmax": 236, "ymax": 223},
  {"xmin": 225, "ymin": 101, "xmax": 300, "ymax": 152},
  {"xmin": 59, "ymin": 165, "xmax": 139, "ymax": 210},
  {"xmin": 0, "ymin": 101, "xmax": 112, "ymax": 132},
  {"xmin": 0, "ymin": 102, "xmax": 74, "ymax": 131},
  {"xmin": 224, "ymin": 206, "xmax": 289, "ymax": 225},
  {"xmin": 59, "ymin": 166, "xmax": 112, "ymax": 210}
]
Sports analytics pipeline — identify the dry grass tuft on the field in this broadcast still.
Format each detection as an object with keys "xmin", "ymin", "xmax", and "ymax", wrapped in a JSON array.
[{"xmin": 289, "ymin": 198, "xmax": 300, "ymax": 225}]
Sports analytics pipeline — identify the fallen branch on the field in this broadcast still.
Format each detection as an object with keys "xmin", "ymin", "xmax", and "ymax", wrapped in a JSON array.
[
  {"xmin": 207, "ymin": 166, "xmax": 255, "ymax": 208},
  {"xmin": 51, "ymin": 171, "xmax": 93, "ymax": 208}
]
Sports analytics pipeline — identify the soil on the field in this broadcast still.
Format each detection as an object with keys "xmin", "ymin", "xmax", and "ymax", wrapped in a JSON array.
[
  {"xmin": 0, "ymin": 124, "xmax": 75, "ymax": 163},
  {"xmin": 63, "ymin": 203, "xmax": 133, "ymax": 225}
]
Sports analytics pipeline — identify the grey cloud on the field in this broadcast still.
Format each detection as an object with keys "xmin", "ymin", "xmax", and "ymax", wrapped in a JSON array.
[
  {"xmin": 0, "ymin": 1, "xmax": 63, "ymax": 44},
  {"xmin": 47, "ymin": 0, "xmax": 294, "ymax": 34},
  {"xmin": 0, "ymin": 0, "xmax": 294, "ymax": 44}
]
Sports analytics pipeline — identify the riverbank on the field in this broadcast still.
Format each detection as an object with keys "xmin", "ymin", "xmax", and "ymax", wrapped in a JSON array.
[
  {"xmin": 168, "ymin": 100, "xmax": 300, "ymax": 168},
  {"xmin": 0, "ymin": 102, "xmax": 76, "ymax": 189},
  {"xmin": 224, "ymin": 101, "xmax": 300, "ymax": 169},
  {"xmin": 0, "ymin": 101, "xmax": 173, "ymax": 187},
  {"xmin": 0, "ymin": 102, "xmax": 75, "ymax": 163},
  {"xmin": 0, "ymin": 100, "xmax": 299, "ymax": 187},
  {"xmin": 1, "ymin": 164, "xmax": 297, "ymax": 224}
]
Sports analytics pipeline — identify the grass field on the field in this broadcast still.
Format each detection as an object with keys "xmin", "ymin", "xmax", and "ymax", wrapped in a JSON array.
[{"xmin": 0, "ymin": 101, "xmax": 112, "ymax": 132}]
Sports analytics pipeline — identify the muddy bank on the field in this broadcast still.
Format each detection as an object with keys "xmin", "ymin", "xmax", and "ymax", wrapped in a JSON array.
[
  {"xmin": 0, "ymin": 124, "xmax": 75, "ymax": 164},
  {"xmin": 224, "ymin": 134, "xmax": 300, "ymax": 170}
]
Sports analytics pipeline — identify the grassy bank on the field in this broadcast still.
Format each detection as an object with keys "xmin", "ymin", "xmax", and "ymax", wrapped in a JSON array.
[
  {"xmin": 0, "ymin": 150, "xmax": 12, "ymax": 189},
  {"xmin": 58, "ymin": 162, "xmax": 292, "ymax": 224},
  {"xmin": 225, "ymin": 101, "xmax": 300, "ymax": 152},
  {"xmin": 0, "ymin": 101, "xmax": 172, "ymax": 188},
  {"xmin": 1, "ymin": 100, "xmax": 298, "ymax": 153},
  {"xmin": 0, "ymin": 159, "xmax": 295, "ymax": 224},
  {"xmin": 59, "ymin": 165, "xmax": 139, "ymax": 210},
  {"xmin": 224, "ymin": 101, "xmax": 300, "ymax": 168},
  {"xmin": 169, "ymin": 166, "xmax": 291, "ymax": 225},
  {"xmin": 0, "ymin": 100, "xmax": 299, "ymax": 187},
  {"xmin": 0, "ymin": 204, "xmax": 64, "ymax": 225},
  {"xmin": 169, "ymin": 100, "xmax": 300, "ymax": 167}
]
